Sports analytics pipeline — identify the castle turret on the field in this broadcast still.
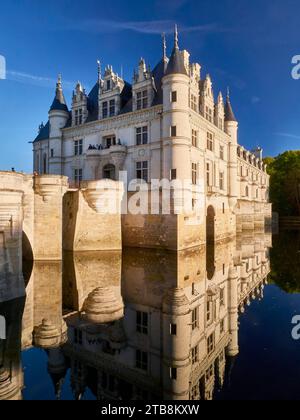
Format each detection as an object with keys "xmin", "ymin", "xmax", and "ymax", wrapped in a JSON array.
[
  {"xmin": 162, "ymin": 25, "xmax": 191, "ymax": 210},
  {"xmin": 225, "ymin": 90, "xmax": 239, "ymax": 210},
  {"xmin": 226, "ymin": 264, "xmax": 239, "ymax": 357},
  {"xmin": 48, "ymin": 75, "xmax": 69, "ymax": 174},
  {"xmin": 162, "ymin": 288, "xmax": 191, "ymax": 400}
]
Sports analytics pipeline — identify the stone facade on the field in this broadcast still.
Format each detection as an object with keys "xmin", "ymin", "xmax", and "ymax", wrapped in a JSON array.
[{"xmin": 31, "ymin": 27, "xmax": 272, "ymax": 250}]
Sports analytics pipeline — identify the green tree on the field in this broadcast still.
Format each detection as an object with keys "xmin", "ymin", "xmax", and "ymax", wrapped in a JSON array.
[
  {"xmin": 269, "ymin": 231, "xmax": 300, "ymax": 293},
  {"xmin": 264, "ymin": 151, "xmax": 300, "ymax": 216}
]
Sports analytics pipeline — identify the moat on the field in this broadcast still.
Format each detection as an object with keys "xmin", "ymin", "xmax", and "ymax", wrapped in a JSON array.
[{"xmin": 1, "ymin": 230, "xmax": 300, "ymax": 400}]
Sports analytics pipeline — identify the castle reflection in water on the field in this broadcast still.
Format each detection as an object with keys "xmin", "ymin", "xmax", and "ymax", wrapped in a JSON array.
[{"xmin": 0, "ymin": 232, "xmax": 271, "ymax": 400}]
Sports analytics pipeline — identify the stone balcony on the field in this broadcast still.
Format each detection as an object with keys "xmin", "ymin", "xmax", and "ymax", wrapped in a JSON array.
[
  {"xmin": 86, "ymin": 144, "xmax": 127, "ymax": 157},
  {"xmin": 207, "ymin": 185, "xmax": 220, "ymax": 196}
]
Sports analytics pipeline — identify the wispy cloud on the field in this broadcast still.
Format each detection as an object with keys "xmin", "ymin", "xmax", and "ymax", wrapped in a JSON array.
[
  {"xmin": 6, "ymin": 70, "xmax": 78, "ymax": 90},
  {"xmin": 275, "ymin": 132, "xmax": 300, "ymax": 140},
  {"xmin": 64, "ymin": 19, "xmax": 228, "ymax": 35}
]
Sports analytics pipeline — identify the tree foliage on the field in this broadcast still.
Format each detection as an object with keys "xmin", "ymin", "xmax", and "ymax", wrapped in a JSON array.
[
  {"xmin": 269, "ymin": 231, "xmax": 300, "ymax": 293},
  {"xmin": 264, "ymin": 151, "xmax": 300, "ymax": 216}
]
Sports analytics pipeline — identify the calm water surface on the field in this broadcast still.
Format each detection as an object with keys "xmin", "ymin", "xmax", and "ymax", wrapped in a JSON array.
[{"xmin": 1, "ymin": 230, "xmax": 300, "ymax": 400}]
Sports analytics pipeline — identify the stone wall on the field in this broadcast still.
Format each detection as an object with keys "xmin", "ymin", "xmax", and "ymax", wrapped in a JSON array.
[{"xmin": 63, "ymin": 180, "xmax": 123, "ymax": 252}]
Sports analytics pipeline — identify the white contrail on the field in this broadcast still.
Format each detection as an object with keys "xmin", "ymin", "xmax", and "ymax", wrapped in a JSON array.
[{"xmin": 6, "ymin": 70, "xmax": 76, "ymax": 90}]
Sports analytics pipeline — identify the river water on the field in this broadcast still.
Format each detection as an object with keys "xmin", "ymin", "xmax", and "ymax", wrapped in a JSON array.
[{"xmin": 1, "ymin": 230, "xmax": 300, "ymax": 400}]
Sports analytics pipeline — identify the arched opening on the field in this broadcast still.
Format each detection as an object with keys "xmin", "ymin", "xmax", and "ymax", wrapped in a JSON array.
[
  {"xmin": 103, "ymin": 164, "xmax": 116, "ymax": 180},
  {"xmin": 206, "ymin": 206, "xmax": 215, "ymax": 280},
  {"xmin": 22, "ymin": 232, "xmax": 33, "ymax": 288}
]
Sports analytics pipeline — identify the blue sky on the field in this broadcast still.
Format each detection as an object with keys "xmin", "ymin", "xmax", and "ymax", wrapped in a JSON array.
[{"xmin": 0, "ymin": 0, "xmax": 300, "ymax": 172}]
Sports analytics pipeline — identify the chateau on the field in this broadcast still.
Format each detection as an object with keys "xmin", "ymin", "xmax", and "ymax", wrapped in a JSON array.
[{"xmin": 32, "ymin": 26, "xmax": 272, "ymax": 251}]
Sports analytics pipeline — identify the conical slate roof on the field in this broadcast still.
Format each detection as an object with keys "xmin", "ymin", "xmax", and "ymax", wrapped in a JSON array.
[
  {"xmin": 225, "ymin": 95, "xmax": 237, "ymax": 122},
  {"xmin": 165, "ymin": 47, "xmax": 187, "ymax": 76},
  {"xmin": 49, "ymin": 75, "xmax": 68, "ymax": 112},
  {"xmin": 165, "ymin": 25, "xmax": 187, "ymax": 76}
]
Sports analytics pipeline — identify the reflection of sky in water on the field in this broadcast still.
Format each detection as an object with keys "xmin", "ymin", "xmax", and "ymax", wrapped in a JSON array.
[
  {"xmin": 216, "ymin": 285, "xmax": 300, "ymax": 400},
  {"xmin": 2, "ymin": 231, "xmax": 300, "ymax": 400},
  {"xmin": 22, "ymin": 348, "xmax": 95, "ymax": 400}
]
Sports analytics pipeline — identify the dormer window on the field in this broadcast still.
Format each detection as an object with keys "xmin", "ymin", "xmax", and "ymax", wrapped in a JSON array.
[
  {"xmin": 205, "ymin": 106, "xmax": 213, "ymax": 123},
  {"xmin": 102, "ymin": 102, "xmax": 108, "ymax": 119},
  {"xmin": 191, "ymin": 94, "xmax": 197, "ymax": 112},
  {"xmin": 75, "ymin": 108, "xmax": 83, "ymax": 125},
  {"xmin": 109, "ymin": 99, "xmax": 115, "ymax": 117},
  {"xmin": 137, "ymin": 90, "xmax": 148, "ymax": 110},
  {"xmin": 106, "ymin": 80, "xmax": 111, "ymax": 90}
]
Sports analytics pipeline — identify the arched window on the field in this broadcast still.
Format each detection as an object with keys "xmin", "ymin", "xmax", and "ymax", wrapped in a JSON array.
[{"xmin": 103, "ymin": 164, "xmax": 116, "ymax": 180}]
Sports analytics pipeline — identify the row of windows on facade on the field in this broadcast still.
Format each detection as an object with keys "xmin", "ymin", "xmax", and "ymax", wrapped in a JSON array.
[
  {"xmin": 72, "ymin": 129, "xmax": 225, "ymax": 156},
  {"xmin": 73, "ymin": 161, "xmax": 226, "ymax": 190},
  {"xmin": 73, "ymin": 90, "xmax": 149, "ymax": 126},
  {"xmin": 73, "ymin": 89, "xmax": 224, "ymax": 130},
  {"xmin": 239, "ymin": 165, "xmax": 266, "ymax": 184},
  {"xmin": 73, "ymin": 301, "xmax": 225, "ymax": 379}
]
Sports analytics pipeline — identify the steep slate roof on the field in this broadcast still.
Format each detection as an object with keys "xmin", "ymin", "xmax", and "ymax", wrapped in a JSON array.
[
  {"xmin": 165, "ymin": 47, "xmax": 187, "ymax": 76},
  {"xmin": 225, "ymin": 96, "xmax": 237, "ymax": 122},
  {"xmin": 33, "ymin": 121, "xmax": 50, "ymax": 142},
  {"xmin": 49, "ymin": 79, "xmax": 69, "ymax": 113}
]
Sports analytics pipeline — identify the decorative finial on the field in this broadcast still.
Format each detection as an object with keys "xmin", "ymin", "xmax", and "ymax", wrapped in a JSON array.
[
  {"xmin": 162, "ymin": 32, "xmax": 167, "ymax": 61},
  {"xmin": 227, "ymin": 86, "xmax": 230, "ymax": 99},
  {"xmin": 97, "ymin": 60, "xmax": 101, "ymax": 82},
  {"xmin": 57, "ymin": 74, "xmax": 62, "ymax": 88},
  {"xmin": 174, "ymin": 24, "xmax": 179, "ymax": 49}
]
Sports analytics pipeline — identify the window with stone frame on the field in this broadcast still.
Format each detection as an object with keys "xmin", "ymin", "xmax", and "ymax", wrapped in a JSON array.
[
  {"xmin": 109, "ymin": 99, "xmax": 115, "ymax": 117},
  {"xmin": 136, "ymin": 161, "xmax": 148, "ymax": 182},
  {"xmin": 192, "ymin": 129, "xmax": 198, "ymax": 147},
  {"xmin": 206, "ymin": 301, "xmax": 213, "ymax": 323},
  {"xmin": 192, "ymin": 307, "xmax": 199, "ymax": 330},
  {"xmin": 206, "ymin": 364, "xmax": 214, "ymax": 381},
  {"xmin": 206, "ymin": 162, "xmax": 211, "ymax": 187},
  {"xmin": 136, "ymin": 126, "xmax": 148, "ymax": 145},
  {"xmin": 171, "ymin": 125, "xmax": 177, "ymax": 137},
  {"xmin": 171, "ymin": 91, "xmax": 177, "ymax": 103},
  {"xmin": 220, "ymin": 145, "xmax": 225, "ymax": 160},
  {"xmin": 205, "ymin": 106, "xmax": 213, "ymax": 122},
  {"xmin": 103, "ymin": 136, "xmax": 116, "ymax": 149},
  {"xmin": 220, "ymin": 288, "xmax": 225, "ymax": 306},
  {"xmin": 220, "ymin": 318, "xmax": 225, "ymax": 335},
  {"xmin": 207, "ymin": 333, "xmax": 215, "ymax": 355},
  {"xmin": 74, "ymin": 139, "xmax": 83, "ymax": 156},
  {"xmin": 219, "ymin": 172, "xmax": 225, "ymax": 190},
  {"xmin": 136, "ymin": 311, "xmax": 148, "ymax": 335},
  {"xmin": 74, "ymin": 168, "xmax": 83, "ymax": 183},
  {"xmin": 207, "ymin": 132, "xmax": 214, "ymax": 151},
  {"xmin": 191, "ymin": 346, "xmax": 199, "ymax": 365},
  {"xmin": 136, "ymin": 350, "xmax": 148, "ymax": 371},
  {"xmin": 75, "ymin": 108, "xmax": 83, "ymax": 125},
  {"xmin": 137, "ymin": 90, "xmax": 148, "ymax": 110},
  {"xmin": 102, "ymin": 101, "xmax": 108, "ymax": 119},
  {"xmin": 192, "ymin": 163, "xmax": 197, "ymax": 185},
  {"xmin": 191, "ymin": 94, "xmax": 197, "ymax": 111}
]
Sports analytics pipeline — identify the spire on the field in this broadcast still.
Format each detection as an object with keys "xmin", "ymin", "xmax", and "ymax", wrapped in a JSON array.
[
  {"xmin": 162, "ymin": 33, "xmax": 167, "ymax": 62},
  {"xmin": 225, "ymin": 87, "xmax": 237, "ymax": 122},
  {"xmin": 49, "ymin": 74, "xmax": 68, "ymax": 112},
  {"xmin": 174, "ymin": 24, "xmax": 179, "ymax": 50},
  {"xmin": 165, "ymin": 24, "xmax": 187, "ymax": 76},
  {"xmin": 97, "ymin": 60, "xmax": 102, "ymax": 83}
]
